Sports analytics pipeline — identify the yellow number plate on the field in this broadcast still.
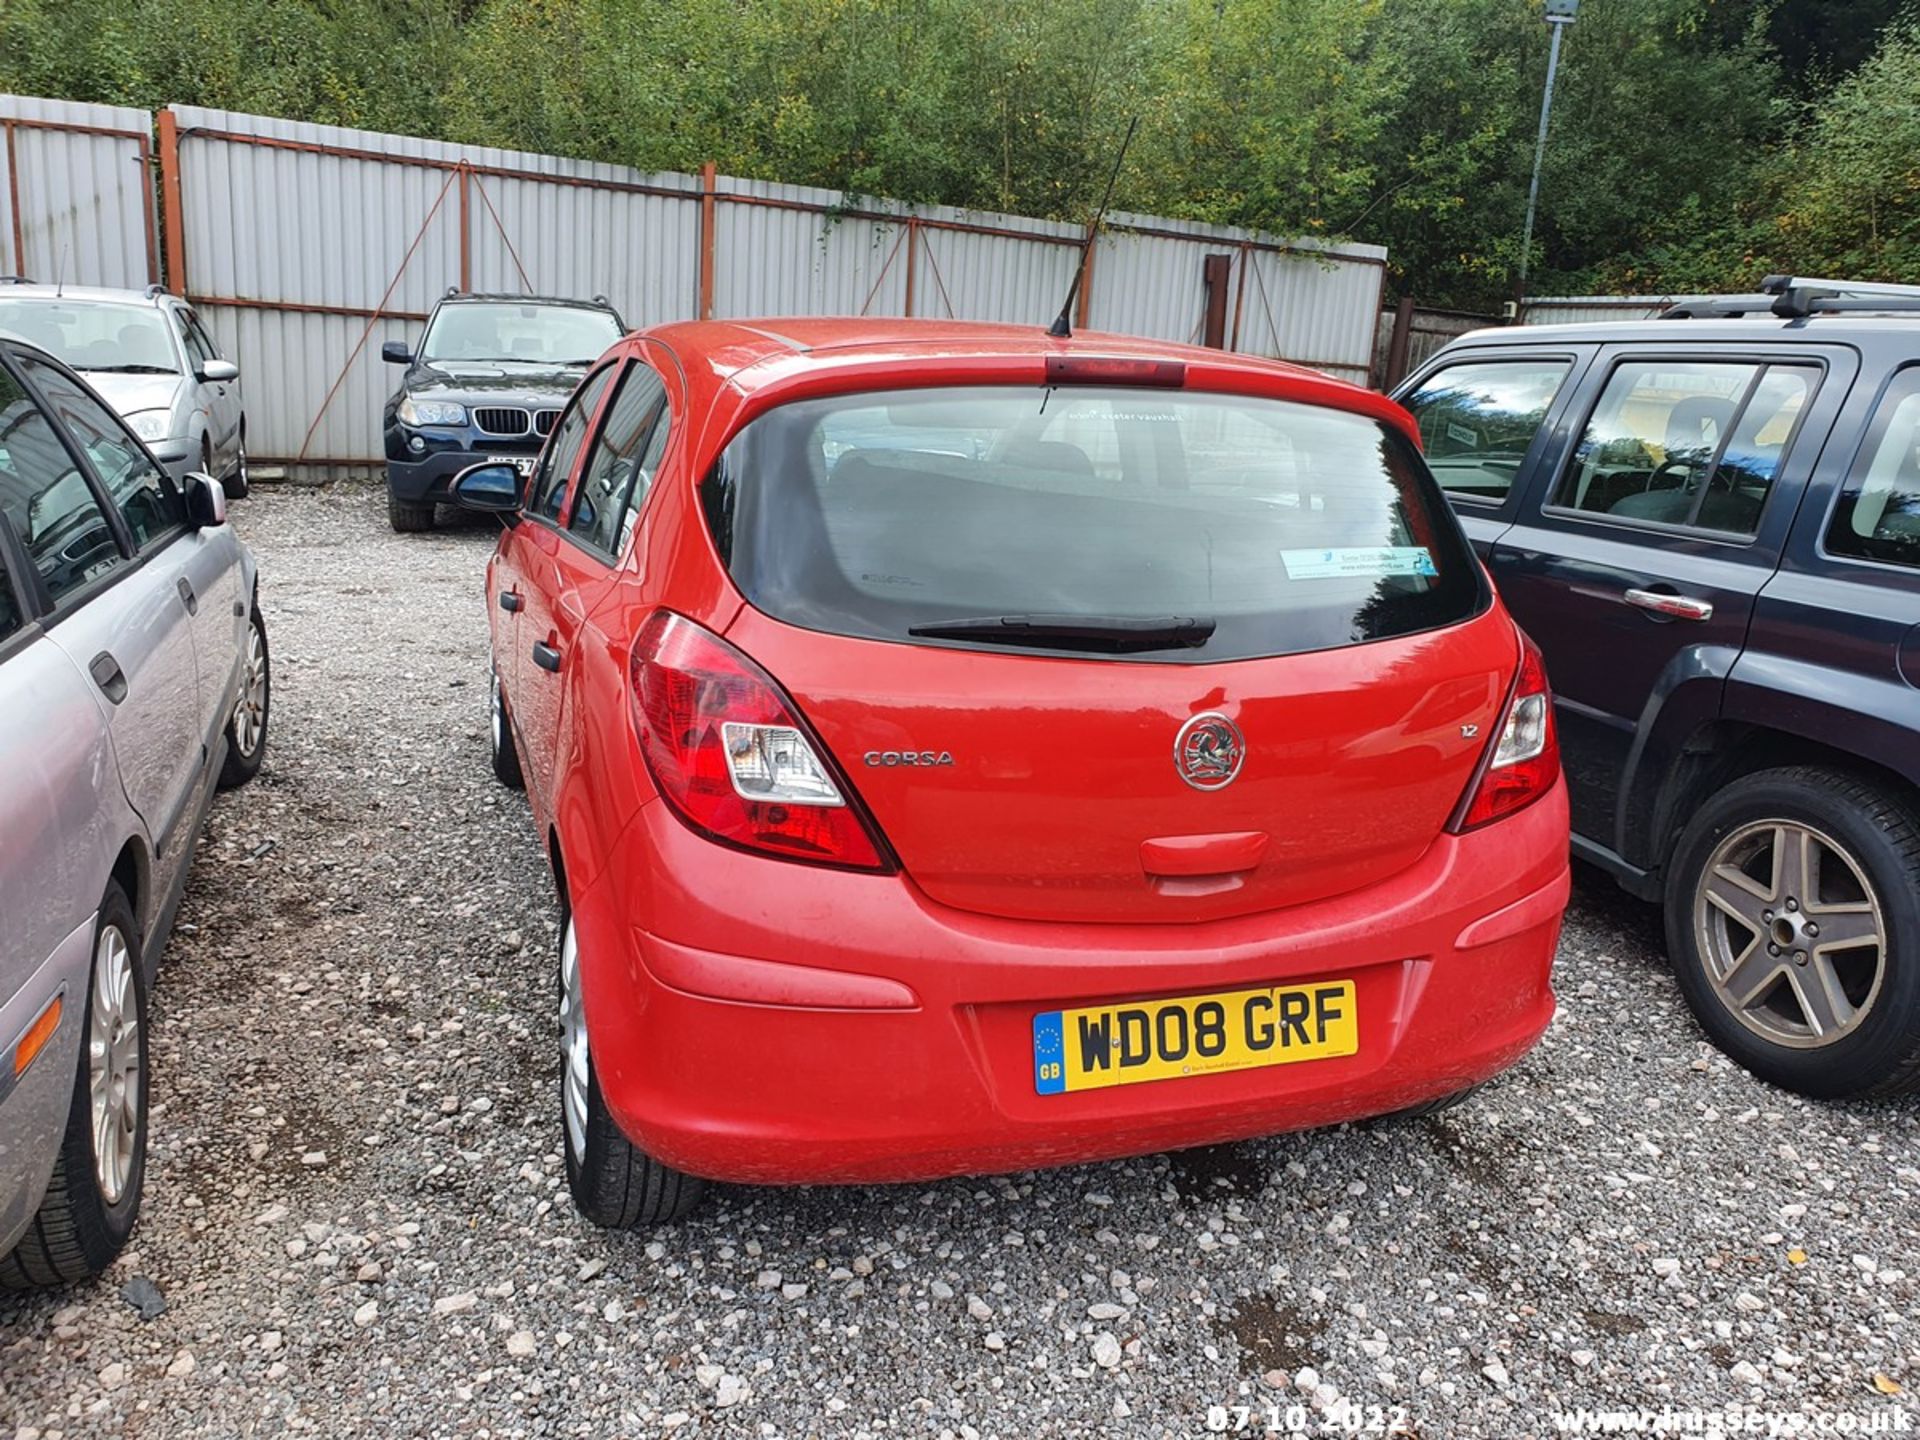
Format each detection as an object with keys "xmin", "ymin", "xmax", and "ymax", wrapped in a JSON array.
[{"xmin": 1032, "ymin": 980, "xmax": 1358, "ymax": 1094}]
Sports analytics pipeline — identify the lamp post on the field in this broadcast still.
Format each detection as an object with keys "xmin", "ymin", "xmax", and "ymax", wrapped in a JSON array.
[{"xmin": 1518, "ymin": 0, "xmax": 1578, "ymax": 296}]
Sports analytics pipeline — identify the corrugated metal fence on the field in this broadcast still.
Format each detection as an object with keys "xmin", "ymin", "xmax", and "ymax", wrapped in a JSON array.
[
  {"xmin": 163, "ymin": 107, "xmax": 1387, "ymax": 474},
  {"xmin": 1372, "ymin": 301, "xmax": 1502, "ymax": 389},
  {"xmin": 0, "ymin": 93, "xmax": 1390, "ymax": 476},
  {"xmin": 0, "ymin": 94, "xmax": 157, "ymax": 288}
]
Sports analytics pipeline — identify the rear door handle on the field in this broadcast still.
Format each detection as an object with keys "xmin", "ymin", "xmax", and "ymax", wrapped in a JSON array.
[
  {"xmin": 532, "ymin": 641, "xmax": 562, "ymax": 673},
  {"xmin": 498, "ymin": 590, "xmax": 523, "ymax": 613},
  {"xmin": 176, "ymin": 576, "xmax": 198, "ymax": 615},
  {"xmin": 88, "ymin": 651, "xmax": 128, "ymax": 705},
  {"xmin": 1625, "ymin": 588, "xmax": 1713, "ymax": 622}
]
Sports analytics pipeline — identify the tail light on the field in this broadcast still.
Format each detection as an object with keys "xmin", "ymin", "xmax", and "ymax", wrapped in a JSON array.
[
  {"xmin": 1450, "ymin": 630, "xmax": 1560, "ymax": 832},
  {"xmin": 629, "ymin": 611, "xmax": 892, "ymax": 871}
]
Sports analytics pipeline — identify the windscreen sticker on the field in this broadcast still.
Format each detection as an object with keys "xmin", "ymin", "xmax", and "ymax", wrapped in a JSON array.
[{"xmin": 1281, "ymin": 546, "xmax": 1439, "ymax": 581}]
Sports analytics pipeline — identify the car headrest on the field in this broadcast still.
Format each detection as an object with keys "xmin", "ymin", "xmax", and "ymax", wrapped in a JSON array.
[{"xmin": 1665, "ymin": 396, "xmax": 1735, "ymax": 464}]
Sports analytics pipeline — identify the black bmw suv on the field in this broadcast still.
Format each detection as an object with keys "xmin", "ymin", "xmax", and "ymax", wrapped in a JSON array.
[
  {"xmin": 1397, "ymin": 276, "xmax": 1920, "ymax": 1100},
  {"xmin": 381, "ymin": 292, "xmax": 626, "ymax": 532}
]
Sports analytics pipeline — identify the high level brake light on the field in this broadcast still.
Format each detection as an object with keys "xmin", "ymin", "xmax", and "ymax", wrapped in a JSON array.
[
  {"xmin": 1044, "ymin": 356, "xmax": 1186, "ymax": 388},
  {"xmin": 629, "ymin": 611, "xmax": 892, "ymax": 871},
  {"xmin": 1450, "ymin": 631, "xmax": 1560, "ymax": 832}
]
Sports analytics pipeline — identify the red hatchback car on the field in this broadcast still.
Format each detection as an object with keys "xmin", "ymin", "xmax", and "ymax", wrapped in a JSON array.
[{"xmin": 459, "ymin": 318, "xmax": 1571, "ymax": 1227}]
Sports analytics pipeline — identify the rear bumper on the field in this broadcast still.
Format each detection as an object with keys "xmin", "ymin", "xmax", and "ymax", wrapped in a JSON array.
[{"xmin": 571, "ymin": 783, "xmax": 1570, "ymax": 1185}]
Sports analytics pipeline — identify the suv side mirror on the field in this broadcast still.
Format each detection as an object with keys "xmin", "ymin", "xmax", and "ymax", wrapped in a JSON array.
[
  {"xmin": 381, "ymin": 341, "xmax": 414, "ymax": 365},
  {"xmin": 451, "ymin": 461, "xmax": 523, "ymax": 519},
  {"xmin": 198, "ymin": 358, "xmax": 239, "ymax": 383},
  {"xmin": 184, "ymin": 471, "xmax": 227, "ymax": 528}
]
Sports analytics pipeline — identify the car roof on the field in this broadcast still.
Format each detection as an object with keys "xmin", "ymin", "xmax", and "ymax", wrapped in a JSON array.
[
  {"xmin": 1448, "ymin": 314, "xmax": 1920, "ymax": 347},
  {"xmin": 637, "ymin": 317, "xmax": 1420, "ymax": 471},
  {"xmin": 0, "ymin": 283, "xmax": 170, "ymax": 308},
  {"xmin": 645, "ymin": 316, "xmax": 1360, "ymax": 395}
]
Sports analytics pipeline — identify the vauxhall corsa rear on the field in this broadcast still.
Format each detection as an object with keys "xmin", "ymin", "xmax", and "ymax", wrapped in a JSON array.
[{"xmin": 469, "ymin": 319, "xmax": 1571, "ymax": 1226}]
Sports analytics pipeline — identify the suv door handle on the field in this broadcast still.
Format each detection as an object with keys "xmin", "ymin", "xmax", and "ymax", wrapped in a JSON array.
[
  {"xmin": 532, "ymin": 641, "xmax": 563, "ymax": 673},
  {"xmin": 88, "ymin": 651, "xmax": 128, "ymax": 705},
  {"xmin": 1625, "ymin": 588, "xmax": 1713, "ymax": 622},
  {"xmin": 176, "ymin": 576, "xmax": 198, "ymax": 615},
  {"xmin": 498, "ymin": 590, "xmax": 523, "ymax": 613}
]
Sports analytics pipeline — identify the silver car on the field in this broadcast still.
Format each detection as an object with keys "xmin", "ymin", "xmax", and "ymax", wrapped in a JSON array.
[
  {"xmin": 0, "ymin": 281, "xmax": 249, "ymax": 499},
  {"xmin": 0, "ymin": 337, "xmax": 268, "ymax": 1287}
]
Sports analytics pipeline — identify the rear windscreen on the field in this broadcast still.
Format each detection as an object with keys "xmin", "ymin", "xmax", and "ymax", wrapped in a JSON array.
[{"xmin": 703, "ymin": 385, "xmax": 1487, "ymax": 662}]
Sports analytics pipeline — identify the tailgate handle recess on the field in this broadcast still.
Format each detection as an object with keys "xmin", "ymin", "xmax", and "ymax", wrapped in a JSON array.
[{"xmin": 1140, "ymin": 831, "xmax": 1270, "ymax": 878}]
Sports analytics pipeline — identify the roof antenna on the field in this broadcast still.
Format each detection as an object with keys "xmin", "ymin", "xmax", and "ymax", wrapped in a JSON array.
[
  {"xmin": 54, "ymin": 242, "xmax": 69, "ymax": 298},
  {"xmin": 1048, "ymin": 116, "xmax": 1139, "ymax": 339}
]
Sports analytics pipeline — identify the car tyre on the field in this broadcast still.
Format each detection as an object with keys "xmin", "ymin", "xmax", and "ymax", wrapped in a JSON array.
[
  {"xmin": 0, "ymin": 883, "xmax": 149, "ymax": 1289},
  {"xmin": 218, "ymin": 605, "xmax": 270, "ymax": 790},
  {"xmin": 1368, "ymin": 1084, "xmax": 1482, "ymax": 1124},
  {"xmin": 223, "ymin": 427, "xmax": 250, "ymax": 501},
  {"xmin": 1665, "ymin": 766, "xmax": 1920, "ymax": 1099},
  {"xmin": 490, "ymin": 668, "xmax": 524, "ymax": 790},
  {"xmin": 558, "ymin": 914, "xmax": 704, "ymax": 1228},
  {"xmin": 388, "ymin": 492, "xmax": 436, "ymax": 533}
]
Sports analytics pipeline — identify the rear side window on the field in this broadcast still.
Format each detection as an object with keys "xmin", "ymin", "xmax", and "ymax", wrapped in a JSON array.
[
  {"xmin": 1552, "ymin": 359, "xmax": 1814, "ymax": 535},
  {"xmin": 704, "ymin": 385, "xmax": 1486, "ymax": 663},
  {"xmin": 1401, "ymin": 358, "xmax": 1571, "ymax": 501},
  {"xmin": 1828, "ymin": 366, "xmax": 1920, "ymax": 570}
]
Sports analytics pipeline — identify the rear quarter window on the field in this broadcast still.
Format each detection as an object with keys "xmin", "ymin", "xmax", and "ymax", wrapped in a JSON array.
[
  {"xmin": 1827, "ymin": 366, "xmax": 1920, "ymax": 571},
  {"xmin": 704, "ymin": 385, "xmax": 1488, "ymax": 663}
]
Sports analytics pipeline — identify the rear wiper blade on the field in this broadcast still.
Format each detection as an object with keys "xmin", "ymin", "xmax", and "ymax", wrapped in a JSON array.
[{"xmin": 908, "ymin": 613, "xmax": 1216, "ymax": 653}]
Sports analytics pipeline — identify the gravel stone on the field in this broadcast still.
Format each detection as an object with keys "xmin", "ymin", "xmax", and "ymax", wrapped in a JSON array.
[{"xmin": 0, "ymin": 487, "xmax": 1915, "ymax": 1438}]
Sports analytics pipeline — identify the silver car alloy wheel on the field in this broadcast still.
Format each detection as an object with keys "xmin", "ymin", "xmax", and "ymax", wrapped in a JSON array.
[
  {"xmin": 89, "ymin": 924, "xmax": 141, "ymax": 1205},
  {"xmin": 559, "ymin": 919, "xmax": 590, "ymax": 1164},
  {"xmin": 233, "ymin": 619, "xmax": 267, "ymax": 758},
  {"xmin": 1693, "ymin": 818, "xmax": 1887, "ymax": 1049}
]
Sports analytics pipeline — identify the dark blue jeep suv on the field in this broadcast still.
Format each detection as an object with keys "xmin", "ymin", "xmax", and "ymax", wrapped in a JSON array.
[{"xmin": 1399, "ymin": 277, "xmax": 1920, "ymax": 1100}]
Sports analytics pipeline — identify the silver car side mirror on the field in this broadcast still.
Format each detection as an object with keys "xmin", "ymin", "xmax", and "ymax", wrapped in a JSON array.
[
  {"xmin": 198, "ymin": 358, "xmax": 240, "ymax": 383},
  {"xmin": 185, "ymin": 472, "xmax": 227, "ymax": 528}
]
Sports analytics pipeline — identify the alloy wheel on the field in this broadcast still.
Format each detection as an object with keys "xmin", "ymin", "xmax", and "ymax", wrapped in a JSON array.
[
  {"xmin": 233, "ymin": 619, "xmax": 267, "ymax": 758},
  {"xmin": 89, "ymin": 925, "xmax": 141, "ymax": 1205},
  {"xmin": 559, "ymin": 920, "xmax": 590, "ymax": 1164},
  {"xmin": 1693, "ymin": 819, "xmax": 1886, "ymax": 1049}
]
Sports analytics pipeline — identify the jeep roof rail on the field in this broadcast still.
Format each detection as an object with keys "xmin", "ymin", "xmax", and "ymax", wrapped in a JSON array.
[{"xmin": 1663, "ymin": 275, "xmax": 1920, "ymax": 320}]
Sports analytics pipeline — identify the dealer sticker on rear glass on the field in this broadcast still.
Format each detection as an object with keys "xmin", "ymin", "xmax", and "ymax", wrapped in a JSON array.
[{"xmin": 1281, "ymin": 546, "xmax": 1438, "ymax": 581}]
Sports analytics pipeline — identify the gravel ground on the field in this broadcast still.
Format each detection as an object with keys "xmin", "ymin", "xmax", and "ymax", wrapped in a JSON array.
[{"xmin": 3, "ymin": 482, "xmax": 1917, "ymax": 1440}]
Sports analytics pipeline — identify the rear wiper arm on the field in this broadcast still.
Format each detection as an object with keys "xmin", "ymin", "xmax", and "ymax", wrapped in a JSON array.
[{"xmin": 908, "ymin": 613, "xmax": 1216, "ymax": 653}]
